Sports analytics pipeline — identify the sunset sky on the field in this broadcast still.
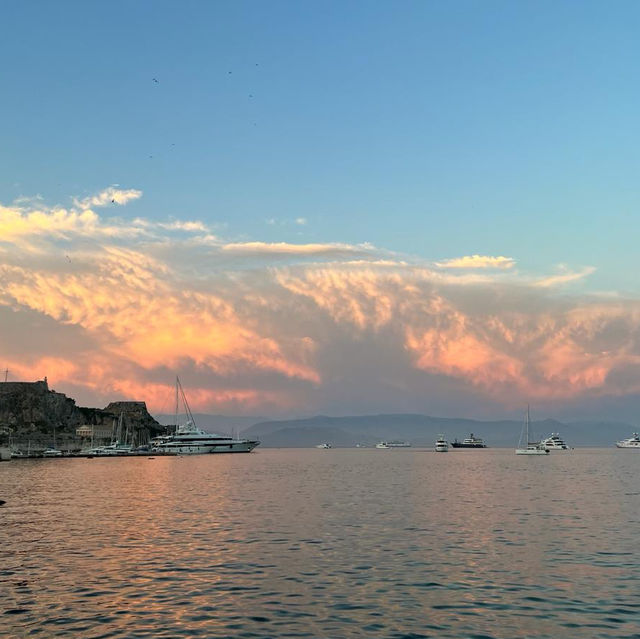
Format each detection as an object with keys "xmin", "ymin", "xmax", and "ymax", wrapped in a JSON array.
[{"xmin": 3, "ymin": 1, "xmax": 640, "ymax": 421}]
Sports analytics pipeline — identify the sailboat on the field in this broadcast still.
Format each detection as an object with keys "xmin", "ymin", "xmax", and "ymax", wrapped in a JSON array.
[
  {"xmin": 86, "ymin": 413, "xmax": 133, "ymax": 456},
  {"xmin": 516, "ymin": 405, "xmax": 549, "ymax": 455},
  {"xmin": 151, "ymin": 377, "xmax": 261, "ymax": 454}
]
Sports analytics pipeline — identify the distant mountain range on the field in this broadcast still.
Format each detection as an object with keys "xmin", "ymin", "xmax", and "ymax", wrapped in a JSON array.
[
  {"xmin": 243, "ymin": 414, "xmax": 635, "ymax": 447},
  {"xmin": 153, "ymin": 412, "xmax": 636, "ymax": 447}
]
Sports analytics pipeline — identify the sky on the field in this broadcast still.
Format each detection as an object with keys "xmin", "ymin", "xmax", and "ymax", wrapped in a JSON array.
[{"xmin": 2, "ymin": 1, "xmax": 640, "ymax": 422}]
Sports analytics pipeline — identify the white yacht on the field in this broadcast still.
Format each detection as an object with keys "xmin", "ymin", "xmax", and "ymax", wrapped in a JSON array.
[
  {"xmin": 375, "ymin": 441, "xmax": 390, "ymax": 449},
  {"xmin": 151, "ymin": 378, "xmax": 260, "ymax": 455},
  {"xmin": 42, "ymin": 448, "xmax": 63, "ymax": 457},
  {"xmin": 84, "ymin": 413, "xmax": 134, "ymax": 456},
  {"xmin": 516, "ymin": 406, "xmax": 549, "ymax": 455},
  {"xmin": 541, "ymin": 433, "xmax": 569, "ymax": 450},
  {"xmin": 435, "ymin": 435, "xmax": 448, "ymax": 452},
  {"xmin": 616, "ymin": 433, "xmax": 640, "ymax": 449}
]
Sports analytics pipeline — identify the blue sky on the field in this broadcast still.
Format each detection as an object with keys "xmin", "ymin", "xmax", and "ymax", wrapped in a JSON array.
[
  {"xmin": 3, "ymin": 1, "xmax": 640, "ymax": 286},
  {"xmin": 3, "ymin": 1, "xmax": 640, "ymax": 420}
]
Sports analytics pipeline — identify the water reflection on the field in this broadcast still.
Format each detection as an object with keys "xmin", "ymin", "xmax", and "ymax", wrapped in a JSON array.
[{"xmin": 1, "ymin": 449, "xmax": 639, "ymax": 638}]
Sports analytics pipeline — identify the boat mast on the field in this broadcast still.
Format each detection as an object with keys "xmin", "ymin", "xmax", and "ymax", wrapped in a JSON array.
[{"xmin": 175, "ymin": 376, "xmax": 179, "ymax": 433}]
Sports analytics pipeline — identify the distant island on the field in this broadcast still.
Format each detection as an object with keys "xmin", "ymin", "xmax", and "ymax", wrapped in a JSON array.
[{"xmin": 241, "ymin": 414, "xmax": 635, "ymax": 448}]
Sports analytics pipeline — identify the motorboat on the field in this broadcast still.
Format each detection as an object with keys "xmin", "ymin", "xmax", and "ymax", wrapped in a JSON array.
[
  {"xmin": 541, "ymin": 433, "xmax": 569, "ymax": 450},
  {"xmin": 516, "ymin": 406, "xmax": 549, "ymax": 455},
  {"xmin": 151, "ymin": 377, "xmax": 260, "ymax": 455},
  {"xmin": 616, "ymin": 432, "xmax": 640, "ymax": 449},
  {"xmin": 451, "ymin": 433, "xmax": 487, "ymax": 448},
  {"xmin": 435, "ymin": 435, "xmax": 448, "ymax": 452},
  {"xmin": 315, "ymin": 443, "xmax": 332, "ymax": 449},
  {"xmin": 375, "ymin": 442, "xmax": 390, "ymax": 449},
  {"xmin": 42, "ymin": 448, "xmax": 63, "ymax": 457}
]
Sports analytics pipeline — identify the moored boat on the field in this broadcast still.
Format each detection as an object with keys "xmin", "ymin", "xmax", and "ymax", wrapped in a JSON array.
[
  {"xmin": 516, "ymin": 406, "xmax": 549, "ymax": 455},
  {"xmin": 151, "ymin": 377, "xmax": 260, "ymax": 455},
  {"xmin": 42, "ymin": 448, "xmax": 63, "ymax": 457},
  {"xmin": 541, "ymin": 433, "xmax": 569, "ymax": 450},
  {"xmin": 616, "ymin": 432, "xmax": 640, "ymax": 449},
  {"xmin": 435, "ymin": 435, "xmax": 448, "ymax": 452},
  {"xmin": 451, "ymin": 433, "xmax": 487, "ymax": 448}
]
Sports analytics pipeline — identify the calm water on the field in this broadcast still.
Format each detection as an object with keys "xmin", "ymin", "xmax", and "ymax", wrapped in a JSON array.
[{"xmin": 1, "ymin": 448, "xmax": 639, "ymax": 638}]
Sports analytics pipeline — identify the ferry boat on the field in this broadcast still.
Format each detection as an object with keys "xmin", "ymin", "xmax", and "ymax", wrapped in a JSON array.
[
  {"xmin": 616, "ymin": 432, "xmax": 640, "ymax": 449},
  {"xmin": 451, "ymin": 433, "xmax": 487, "ymax": 448},
  {"xmin": 540, "ymin": 433, "xmax": 569, "ymax": 450},
  {"xmin": 152, "ymin": 378, "xmax": 260, "ymax": 455},
  {"xmin": 435, "ymin": 435, "xmax": 448, "ymax": 452}
]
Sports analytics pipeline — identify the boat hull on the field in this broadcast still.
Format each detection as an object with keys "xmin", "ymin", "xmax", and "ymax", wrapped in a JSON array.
[
  {"xmin": 450, "ymin": 443, "xmax": 487, "ymax": 448},
  {"xmin": 154, "ymin": 440, "xmax": 260, "ymax": 454},
  {"xmin": 516, "ymin": 448, "xmax": 549, "ymax": 455}
]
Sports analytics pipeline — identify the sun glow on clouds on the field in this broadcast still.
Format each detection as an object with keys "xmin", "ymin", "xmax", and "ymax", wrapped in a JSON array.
[
  {"xmin": 435, "ymin": 255, "xmax": 516, "ymax": 269},
  {"xmin": 3, "ymin": 186, "xmax": 640, "ymax": 415}
]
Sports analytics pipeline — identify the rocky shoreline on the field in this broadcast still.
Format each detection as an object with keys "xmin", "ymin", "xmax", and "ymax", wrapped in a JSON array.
[{"xmin": 0, "ymin": 378, "xmax": 164, "ymax": 452}]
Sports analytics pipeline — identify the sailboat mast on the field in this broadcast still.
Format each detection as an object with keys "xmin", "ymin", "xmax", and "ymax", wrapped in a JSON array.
[{"xmin": 175, "ymin": 376, "xmax": 179, "ymax": 434}]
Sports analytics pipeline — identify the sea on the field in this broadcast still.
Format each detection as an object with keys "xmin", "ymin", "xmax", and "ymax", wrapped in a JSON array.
[{"xmin": 1, "ymin": 448, "xmax": 639, "ymax": 638}]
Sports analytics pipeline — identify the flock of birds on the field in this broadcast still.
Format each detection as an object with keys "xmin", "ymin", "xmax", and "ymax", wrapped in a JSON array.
[{"xmin": 142, "ymin": 66, "xmax": 260, "ymax": 162}]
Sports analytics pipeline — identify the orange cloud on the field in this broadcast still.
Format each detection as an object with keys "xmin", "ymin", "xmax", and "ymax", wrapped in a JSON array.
[
  {"xmin": 4, "ymin": 187, "xmax": 640, "ymax": 417},
  {"xmin": 436, "ymin": 255, "xmax": 516, "ymax": 269}
]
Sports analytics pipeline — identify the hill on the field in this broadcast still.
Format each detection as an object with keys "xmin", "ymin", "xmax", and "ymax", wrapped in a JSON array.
[{"xmin": 243, "ymin": 414, "xmax": 634, "ymax": 447}]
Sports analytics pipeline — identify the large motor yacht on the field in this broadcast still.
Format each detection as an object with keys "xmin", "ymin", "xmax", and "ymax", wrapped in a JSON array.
[
  {"xmin": 451, "ymin": 433, "xmax": 487, "ymax": 448},
  {"xmin": 435, "ymin": 435, "xmax": 449, "ymax": 452},
  {"xmin": 616, "ymin": 433, "xmax": 640, "ymax": 449},
  {"xmin": 151, "ymin": 378, "xmax": 260, "ymax": 455},
  {"xmin": 540, "ymin": 433, "xmax": 569, "ymax": 450}
]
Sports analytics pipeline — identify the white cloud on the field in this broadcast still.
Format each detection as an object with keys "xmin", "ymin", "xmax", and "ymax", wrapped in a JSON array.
[
  {"xmin": 74, "ymin": 186, "xmax": 143, "ymax": 209},
  {"xmin": 435, "ymin": 255, "xmax": 516, "ymax": 269}
]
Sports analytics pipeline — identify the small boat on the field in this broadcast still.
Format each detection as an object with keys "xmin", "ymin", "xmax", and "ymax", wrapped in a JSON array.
[
  {"xmin": 616, "ymin": 432, "xmax": 640, "ymax": 449},
  {"xmin": 435, "ymin": 435, "xmax": 448, "ymax": 452},
  {"xmin": 541, "ymin": 433, "xmax": 569, "ymax": 450},
  {"xmin": 42, "ymin": 448, "xmax": 63, "ymax": 457},
  {"xmin": 516, "ymin": 406, "xmax": 549, "ymax": 455},
  {"xmin": 315, "ymin": 443, "xmax": 332, "ymax": 449},
  {"xmin": 451, "ymin": 433, "xmax": 487, "ymax": 448},
  {"xmin": 375, "ymin": 442, "xmax": 390, "ymax": 449}
]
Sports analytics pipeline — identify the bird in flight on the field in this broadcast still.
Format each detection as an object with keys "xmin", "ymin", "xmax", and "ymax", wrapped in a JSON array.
[{"xmin": 152, "ymin": 77, "xmax": 159, "ymax": 83}]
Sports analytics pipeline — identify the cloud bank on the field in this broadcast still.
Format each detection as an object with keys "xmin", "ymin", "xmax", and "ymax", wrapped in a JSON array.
[{"xmin": 1, "ymin": 187, "xmax": 637, "ymax": 420}]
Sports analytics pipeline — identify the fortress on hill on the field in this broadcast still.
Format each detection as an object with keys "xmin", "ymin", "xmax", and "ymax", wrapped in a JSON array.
[{"xmin": 0, "ymin": 377, "xmax": 163, "ymax": 450}]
